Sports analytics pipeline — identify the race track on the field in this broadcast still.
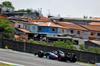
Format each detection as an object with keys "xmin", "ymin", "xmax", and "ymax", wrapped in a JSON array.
[{"xmin": 0, "ymin": 49, "xmax": 95, "ymax": 66}]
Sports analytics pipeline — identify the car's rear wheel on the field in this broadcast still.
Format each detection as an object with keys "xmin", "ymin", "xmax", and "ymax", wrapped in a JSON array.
[
  {"xmin": 58, "ymin": 55, "xmax": 66, "ymax": 61},
  {"xmin": 58, "ymin": 55, "xmax": 61, "ymax": 61}
]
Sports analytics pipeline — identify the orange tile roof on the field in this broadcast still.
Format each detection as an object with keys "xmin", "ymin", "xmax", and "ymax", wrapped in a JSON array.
[
  {"xmin": 14, "ymin": 35, "xmax": 20, "ymax": 39},
  {"xmin": 88, "ymin": 22, "xmax": 100, "ymax": 26},
  {"xmin": 21, "ymin": 16, "xmax": 52, "ymax": 22},
  {"xmin": 0, "ymin": 14, "xmax": 7, "ymax": 18},
  {"xmin": 32, "ymin": 22, "xmax": 67, "ymax": 28},
  {"xmin": 78, "ymin": 24, "xmax": 100, "ymax": 31},
  {"xmin": 90, "ymin": 17, "xmax": 100, "ymax": 19},
  {"xmin": 16, "ymin": 28, "xmax": 30, "ymax": 33},
  {"xmin": 57, "ymin": 22, "xmax": 87, "ymax": 30}
]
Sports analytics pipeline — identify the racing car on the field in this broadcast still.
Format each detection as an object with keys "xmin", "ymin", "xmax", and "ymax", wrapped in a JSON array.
[{"xmin": 35, "ymin": 50, "xmax": 77, "ymax": 62}]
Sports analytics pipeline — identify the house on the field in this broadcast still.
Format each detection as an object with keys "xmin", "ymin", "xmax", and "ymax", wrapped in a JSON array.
[
  {"xmin": 78, "ymin": 25, "xmax": 100, "ymax": 40},
  {"xmin": 56, "ymin": 22, "xmax": 88, "ymax": 39},
  {"xmin": 31, "ymin": 22, "xmax": 66, "ymax": 37},
  {"xmin": 14, "ymin": 19, "xmax": 87, "ymax": 44},
  {"xmin": 49, "ymin": 16, "xmax": 100, "ymax": 25}
]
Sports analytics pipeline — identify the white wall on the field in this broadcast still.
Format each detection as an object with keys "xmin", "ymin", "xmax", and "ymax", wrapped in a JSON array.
[
  {"xmin": 15, "ymin": 22, "xmax": 24, "ymax": 28},
  {"xmin": 58, "ymin": 28, "xmax": 67, "ymax": 34},
  {"xmin": 67, "ymin": 29, "xmax": 76, "ymax": 35},
  {"xmin": 82, "ymin": 31, "xmax": 89, "ymax": 39},
  {"xmin": 95, "ymin": 32, "xmax": 100, "ymax": 39},
  {"xmin": 75, "ymin": 30, "xmax": 82, "ymax": 37}
]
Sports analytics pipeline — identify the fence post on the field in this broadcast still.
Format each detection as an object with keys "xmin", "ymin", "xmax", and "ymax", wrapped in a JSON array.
[{"xmin": 24, "ymin": 42, "xmax": 26, "ymax": 52}]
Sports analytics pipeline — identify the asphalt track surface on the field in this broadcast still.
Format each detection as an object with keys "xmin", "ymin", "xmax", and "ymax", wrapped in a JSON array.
[{"xmin": 0, "ymin": 49, "xmax": 96, "ymax": 66}]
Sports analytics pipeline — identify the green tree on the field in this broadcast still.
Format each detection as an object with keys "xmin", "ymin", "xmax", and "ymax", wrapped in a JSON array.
[
  {"xmin": 17, "ymin": 9, "xmax": 39, "ymax": 16},
  {"xmin": 32, "ymin": 11, "xmax": 39, "ymax": 16},
  {"xmin": 1, "ymin": 1, "xmax": 15, "ymax": 12},
  {"xmin": 26, "ymin": 9, "xmax": 32, "ymax": 13},
  {"xmin": 71, "ymin": 40, "xmax": 77, "ymax": 45},
  {"xmin": 28, "ymin": 39, "xmax": 39, "ymax": 44},
  {"xmin": 0, "ymin": 17, "xmax": 13, "ymax": 33},
  {"xmin": 49, "ymin": 39, "xmax": 77, "ymax": 50},
  {"xmin": 17, "ymin": 9, "xmax": 26, "ymax": 12},
  {"xmin": 85, "ymin": 47, "xmax": 100, "ymax": 54},
  {"xmin": 79, "ymin": 44, "xmax": 85, "ymax": 50}
]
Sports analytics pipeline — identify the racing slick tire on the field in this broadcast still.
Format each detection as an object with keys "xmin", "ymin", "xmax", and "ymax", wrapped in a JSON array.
[
  {"xmin": 38, "ymin": 50, "xmax": 44, "ymax": 58},
  {"xmin": 58, "ymin": 55, "xmax": 66, "ymax": 62},
  {"xmin": 70, "ymin": 58, "xmax": 77, "ymax": 62}
]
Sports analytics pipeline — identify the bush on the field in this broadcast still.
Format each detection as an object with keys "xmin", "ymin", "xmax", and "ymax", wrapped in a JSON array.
[
  {"xmin": 38, "ymin": 41, "xmax": 47, "ymax": 45},
  {"xmin": 85, "ymin": 47, "xmax": 100, "ymax": 54},
  {"xmin": 28, "ymin": 39, "xmax": 39, "ymax": 44},
  {"xmin": 79, "ymin": 44, "xmax": 85, "ymax": 50},
  {"xmin": 49, "ymin": 39, "xmax": 77, "ymax": 50}
]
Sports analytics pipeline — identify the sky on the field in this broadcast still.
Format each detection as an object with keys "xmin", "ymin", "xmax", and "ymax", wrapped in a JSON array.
[{"xmin": 0, "ymin": 0, "xmax": 100, "ymax": 18}]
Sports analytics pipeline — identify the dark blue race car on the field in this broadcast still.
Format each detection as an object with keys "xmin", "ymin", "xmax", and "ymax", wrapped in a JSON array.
[{"xmin": 35, "ymin": 50, "xmax": 77, "ymax": 62}]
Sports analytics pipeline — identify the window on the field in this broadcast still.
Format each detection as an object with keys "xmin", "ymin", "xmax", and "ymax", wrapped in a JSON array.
[
  {"xmin": 70, "ymin": 30, "xmax": 73, "ymax": 33},
  {"xmin": 18, "ymin": 25, "xmax": 20, "ymax": 28},
  {"xmin": 33, "ymin": 26, "xmax": 35, "ymax": 30},
  {"xmin": 25, "ymin": 25, "xmax": 27, "ymax": 29},
  {"xmin": 91, "ymin": 32, "xmax": 95, "ymax": 35},
  {"xmin": 77, "ymin": 31, "xmax": 80, "ymax": 34},
  {"xmin": 62, "ymin": 29, "xmax": 64, "ymax": 33},
  {"xmin": 39, "ymin": 27, "xmax": 41, "ymax": 31},
  {"xmin": 52, "ymin": 28, "xmax": 55, "ymax": 32},
  {"xmin": 97, "ymin": 33, "xmax": 100, "ymax": 36}
]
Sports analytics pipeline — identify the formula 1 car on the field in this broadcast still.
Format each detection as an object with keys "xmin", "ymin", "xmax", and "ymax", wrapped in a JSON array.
[{"xmin": 35, "ymin": 50, "xmax": 77, "ymax": 62}]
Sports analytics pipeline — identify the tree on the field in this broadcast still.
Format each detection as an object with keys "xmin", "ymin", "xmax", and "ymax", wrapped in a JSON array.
[
  {"xmin": 28, "ymin": 39, "xmax": 39, "ymax": 44},
  {"xmin": 32, "ymin": 11, "xmax": 39, "ymax": 16},
  {"xmin": 26, "ymin": 9, "xmax": 32, "ymax": 13},
  {"xmin": 17, "ymin": 9, "xmax": 26, "ymax": 12},
  {"xmin": 85, "ymin": 47, "xmax": 100, "ymax": 54},
  {"xmin": 0, "ymin": 17, "xmax": 13, "ymax": 33},
  {"xmin": 79, "ymin": 44, "xmax": 85, "ymax": 50},
  {"xmin": 49, "ymin": 39, "xmax": 77, "ymax": 50},
  {"xmin": 1, "ymin": 1, "xmax": 15, "ymax": 12}
]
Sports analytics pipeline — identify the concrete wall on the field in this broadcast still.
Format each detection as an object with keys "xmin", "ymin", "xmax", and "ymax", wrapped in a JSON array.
[
  {"xmin": 58, "ymin": 28, "xmax": 67, "ymax": 34},
  {"xmin": 85, "ymin": 41, "xmax": 100, "ymax": 48},
  {"xmin": 75, "ymin": 30, "xmax": 82, "ymax": 37},
  {"xmin": 23, "ymin": 24, "xmax": 30, "ymax": 31},
  {"xmin": 82, "ymin": 31, "xmax": 89, "ymax": 39},
  {"xmin": 67, "ymin": 29, "xmax": 76, "ymax": 35},
  {"xmin": 15, "ymin": 23, "xmax": 24, "ymax": 28},
  {"xmin": 95, "ymin": 32, "xmax": 100, "ymax": 39}
]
